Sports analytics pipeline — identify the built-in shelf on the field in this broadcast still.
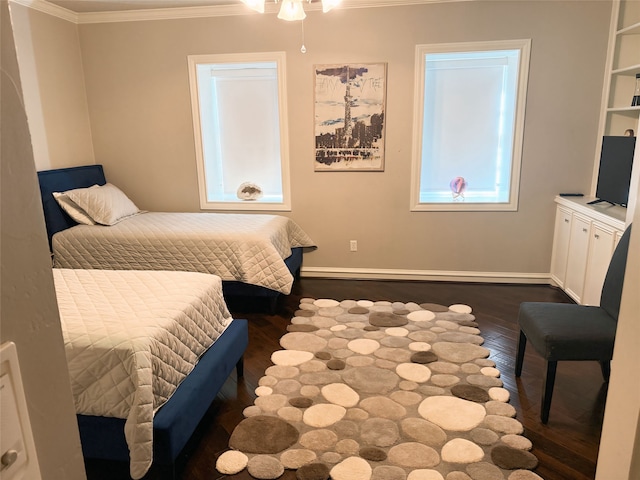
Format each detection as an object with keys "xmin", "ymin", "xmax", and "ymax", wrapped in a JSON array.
[
  {"xmin": 592, "ymin": 0, "xmax": 640, "ymax": 223},
  {"xmin": 611, "ymin": 64, "xmax": 640, "ymax": 76},
  {"xmin": 607, "ymin": 106, "xmax": 640, "ymax": 113},
  {"xmin": 617, "ymin": 20, "xmax": 640, "ymax": 35}
]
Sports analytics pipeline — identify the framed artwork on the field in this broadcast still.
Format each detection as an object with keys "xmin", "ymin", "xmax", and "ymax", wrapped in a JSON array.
[{"xmin": 314, "ymin": 63, "xmax": 387, "ymax": 171}]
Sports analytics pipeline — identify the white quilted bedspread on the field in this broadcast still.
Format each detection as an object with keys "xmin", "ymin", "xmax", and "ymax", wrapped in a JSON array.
[
  {"xmin": 52, "ymin": 213, "xmax": 316, "ymax": 294},
  {"xmin": 53, "ymin": 268, "xmax": 233, "ymax": 479}
]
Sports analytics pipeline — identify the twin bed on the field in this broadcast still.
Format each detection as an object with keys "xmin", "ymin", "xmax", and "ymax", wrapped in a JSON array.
[
  {"xmin": 39, "ymin": 164, "xmax": 315, "ymax": 309},
  {"xmin": 38, "ymin": 164, "xmax": 315, "ymax": 479},
  {"xmin": 56, "ymin": 268, "xmax": 246, "ymax": 479}
]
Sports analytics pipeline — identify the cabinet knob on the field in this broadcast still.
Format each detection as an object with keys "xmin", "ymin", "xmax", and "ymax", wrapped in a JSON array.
[
  {"xmin": 1, "ymin": 449, "xmax": 18, "ymax": 469},
  {"xmin": 564, "ymin": 218, "xmax": 570, "ymax": 223},
  {"xmin": 595, "ymin": 234, "xmax": 600, "ymax": 239},
  {"xmin": 582, "ymin": 228, "xmax": 588, "ymax": 233}
]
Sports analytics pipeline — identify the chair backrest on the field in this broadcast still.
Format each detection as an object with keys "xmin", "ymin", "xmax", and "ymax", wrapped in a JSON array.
[{"xmin": 600, "ymin": 224, "xmax": 632, "ymax": 320}]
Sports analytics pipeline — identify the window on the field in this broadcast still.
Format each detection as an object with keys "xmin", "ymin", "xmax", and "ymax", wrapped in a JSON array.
[
  {"xmin": 410, "ymin": 40, "xmax": 531, "ymax": 211},
  {"xmin": 188, "ymin": 52, "xmax": 291, "ymax": 210}
]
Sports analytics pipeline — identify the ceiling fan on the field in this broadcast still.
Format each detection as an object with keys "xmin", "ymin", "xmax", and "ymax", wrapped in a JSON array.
[{"xmin": 239, "ymin": 0, "xmax": 341, "ymax": 21}]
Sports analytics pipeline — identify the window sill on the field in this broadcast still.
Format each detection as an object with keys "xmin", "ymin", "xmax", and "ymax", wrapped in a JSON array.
[{"xmin": 200, "ymin": 199, "xmax": 291, "ymax": 212}]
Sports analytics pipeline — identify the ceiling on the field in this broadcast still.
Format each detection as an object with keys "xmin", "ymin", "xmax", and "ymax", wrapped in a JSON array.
[
  {"xmin": 23, "ymin": 0, "xmax": 449, "ymax": 22},
  {"xmin": 37, "ymin": 0, "xmax": 445, "ymax": 16},
  {"xmin": 44, "ymin": 0, "xmax": 246, "ymax": 13},
  {"xmin": 44, "ymin": 0, "xmax": 371, "ymax": 14}
]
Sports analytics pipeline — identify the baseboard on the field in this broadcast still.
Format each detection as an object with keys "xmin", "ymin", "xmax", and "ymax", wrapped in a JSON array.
[{"xmin": 300, "ymin": 266, "xmax": 551, "ymax": 284}]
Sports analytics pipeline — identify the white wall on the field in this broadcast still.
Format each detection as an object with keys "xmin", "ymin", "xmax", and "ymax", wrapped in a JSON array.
[{"xmin": 1, "ymin": 1, "xmax": 86, "ymax": 478}]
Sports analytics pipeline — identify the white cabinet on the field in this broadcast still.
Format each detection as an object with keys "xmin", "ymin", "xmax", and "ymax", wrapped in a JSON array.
[
  {"xmin": 550, "ymin": 196, "xmax": 626, "ymax": 305},
  {"xmin": 564, "ymin": 214, "xmax": 592, "ymax": 302},
  {"xmin": 549, "ymin": 206, "xmax": 573, "ymax": 287}
]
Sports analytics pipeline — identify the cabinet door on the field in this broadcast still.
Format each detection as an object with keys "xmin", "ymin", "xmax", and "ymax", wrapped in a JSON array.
[
  {"xmin": 550, "ymin": 206, "xmax": 573, "ymax": 287},
  {"xmin": 564, "ymin": 215, "xmax": 591, "ymax": 303},
  {"xmin": 614, "ymin": 229, "xmax": 623, "ymax": 250},
  {"xmin": 582, "ymin": 224, "xmax": 616, "ymax": 306}
]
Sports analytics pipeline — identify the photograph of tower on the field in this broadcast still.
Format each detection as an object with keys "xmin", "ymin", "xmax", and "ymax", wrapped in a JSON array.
[{"xmin": 314, "ymin": 63, "xmax": 387, "ymax": 171}]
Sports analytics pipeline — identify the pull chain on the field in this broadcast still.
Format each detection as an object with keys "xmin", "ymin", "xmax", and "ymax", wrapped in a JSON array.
[{"xmin": 300, "ymin": 19, "xmax": 307, "ymax": 53}]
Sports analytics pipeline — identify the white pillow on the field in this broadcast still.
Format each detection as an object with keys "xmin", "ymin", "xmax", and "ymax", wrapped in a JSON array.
[
  {"xmin": 64, "ymin": 183, "xmax": 141, "ymax": 226},
  {"xmin": 53, "ymin": 190, "xmax": 97, "ymax": 225}
]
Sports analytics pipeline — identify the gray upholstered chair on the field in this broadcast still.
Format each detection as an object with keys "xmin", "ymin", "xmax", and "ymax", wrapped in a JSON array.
[{"xmin": 515, "ymin": 224, "xmax": 632, "ymax": 423}]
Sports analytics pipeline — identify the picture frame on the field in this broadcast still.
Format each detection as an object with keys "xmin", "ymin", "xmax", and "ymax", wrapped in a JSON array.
[{"xmin": 314, "ymin": 63, "xmax": 387, "ymax": 172}]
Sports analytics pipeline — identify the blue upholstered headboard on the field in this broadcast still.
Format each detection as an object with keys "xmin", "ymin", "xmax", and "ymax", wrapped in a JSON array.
[{"xmin": 37, "ymin": 164, "xmax": 106, "ymax": 249}]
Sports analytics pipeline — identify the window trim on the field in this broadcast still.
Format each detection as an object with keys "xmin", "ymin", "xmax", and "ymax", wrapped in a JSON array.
[
  {"xmin": 410, "ymin": 39, "xmax": 531, "ymax": 212},
  {"xmin": 187, "ymin": 51, "xmax": 291, "ymax": 211}
]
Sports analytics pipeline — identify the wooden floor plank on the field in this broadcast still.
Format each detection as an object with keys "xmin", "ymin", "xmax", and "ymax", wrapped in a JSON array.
[{"xmin": 85, "ymin": 278, "xmax": 604, "ymax": 480}]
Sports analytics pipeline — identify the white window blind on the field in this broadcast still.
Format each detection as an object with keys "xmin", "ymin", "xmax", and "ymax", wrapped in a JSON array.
[
  {"xmin": 411, "ymin": 40, "xmax": 531, "ymax": 211},
  {"xmin": 188, "ymin": 53, "xmax": 290, "ymax": 210}
]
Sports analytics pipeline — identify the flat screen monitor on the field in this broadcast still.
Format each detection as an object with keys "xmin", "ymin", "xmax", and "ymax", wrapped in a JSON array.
[{"xmin": 589, "ymin": 136, "xmax": 636, "ymax": 207}]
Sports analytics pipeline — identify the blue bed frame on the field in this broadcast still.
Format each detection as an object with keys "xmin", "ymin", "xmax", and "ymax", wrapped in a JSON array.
[
  {"xmin": 77, "ymin": 319, "xmax": 248, "ymax": 478},
  {"xmin": 37, "ymin": 164, "xmax": 304, "ymax": 311}
]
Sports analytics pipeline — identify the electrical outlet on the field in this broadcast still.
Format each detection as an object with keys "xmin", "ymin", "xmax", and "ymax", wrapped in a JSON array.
[{"xmin": 350, "ymin": 240, "xmax": 358, "ymax": 252}]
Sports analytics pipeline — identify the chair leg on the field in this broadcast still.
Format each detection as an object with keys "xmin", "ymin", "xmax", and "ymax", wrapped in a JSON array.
[
  {"xmin": 599, "ymin": 360, "xmax": 611, "ymax": 382},
  {"xmin": 541, "ymin": 361, "xmax": 557, "ymax": 424},
  {"xmin": 515, "ymin": 330, "xmax": 527, "ymax": 377}
]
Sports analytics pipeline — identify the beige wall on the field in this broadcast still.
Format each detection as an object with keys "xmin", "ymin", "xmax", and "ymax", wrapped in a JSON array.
[
  {"xmin": 11, "ymin": 2, "xmax": 94, "ymax": 170},
  {"xmin": 1, "ymin": 2, "xmax": 86, "ymax": 478},
  {"xmin": 75, "ymin": 1, "xmax": 611, "ymax": 279}
]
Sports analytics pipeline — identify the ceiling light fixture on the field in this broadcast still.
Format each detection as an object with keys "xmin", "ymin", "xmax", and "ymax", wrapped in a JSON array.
[
  {"xmin": 240, "ymin": 0, "xmax": 341, "ymax": 21},
  {"xmin": 277, "ymin": 0, "xmax": 306, "ymax": 21},
  {"xmin": 240, "ymin": 0, "xmax": 341, "ymax": 53}
]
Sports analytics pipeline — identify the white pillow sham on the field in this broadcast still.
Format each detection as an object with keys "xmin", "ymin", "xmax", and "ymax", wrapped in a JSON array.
[
  {"xmin": 53, "ymin": 190, "xmax": 97, "ymax": 225},
  {"xmin": 63, "ymin": 183, "xmax": 141, "ymax": 226}
]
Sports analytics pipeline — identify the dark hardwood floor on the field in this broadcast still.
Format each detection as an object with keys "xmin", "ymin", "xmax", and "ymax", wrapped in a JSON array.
[{"xmin": 85, "ymin": 278, "xmax": 606, "ymax": 480}]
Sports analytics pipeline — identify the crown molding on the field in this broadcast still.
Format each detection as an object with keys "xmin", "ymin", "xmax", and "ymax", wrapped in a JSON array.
[
  {"xmin": 11, "ymin": 0, "xmax": 464, "ymax": 24},
  {"xmin": 9, "ymin": 0, "xmax": 78, "ymax": 23},
  {"xmin": 78, "ymin": 3, "xmax": 249, "ymax": 23}
]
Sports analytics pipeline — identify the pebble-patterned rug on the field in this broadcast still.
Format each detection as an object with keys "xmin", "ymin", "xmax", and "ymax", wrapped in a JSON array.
[{"xmin": 216, "ymin": 298, "xmax": 543, "ymax": 480}]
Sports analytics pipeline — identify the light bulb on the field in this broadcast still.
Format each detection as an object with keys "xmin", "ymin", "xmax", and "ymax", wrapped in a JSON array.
[{"xmin": 278, "ymin": 0, "xmax": 306, "ymax": 21}]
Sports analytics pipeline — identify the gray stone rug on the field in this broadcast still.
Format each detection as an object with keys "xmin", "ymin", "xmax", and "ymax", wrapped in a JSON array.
[{"xmin": 216, "ymin": 298, "xmax": 543, "ymax": 480}]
